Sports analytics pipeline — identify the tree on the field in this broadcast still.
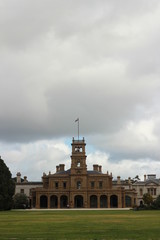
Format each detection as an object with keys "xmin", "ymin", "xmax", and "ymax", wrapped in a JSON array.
[
  {"xmin": 143, "ymin": 193, "xmax": 153, "ymax": 206},
  {"xmin": 152, "ymin": 195, "xmax": 160, "ymax": 209},
  {"xmin": 13, "ymin": 193, "xmax": 29, "ymax": 209},
  {"xmin": 0, "ymin": 157, "xmax": 15, "ymax": 210}
]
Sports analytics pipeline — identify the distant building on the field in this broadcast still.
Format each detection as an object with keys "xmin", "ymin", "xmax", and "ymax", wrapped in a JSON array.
[
  {"xmin": 15, "ymin": 172, "xmax": 42, "ymax": 207},
  {"xmin": 113, "ymin": 174, "xmax": 160, "ymax": 206},
  {"xmin": 133, "ymin": 174, "xmax": 160, "ymax": 205},
  {"xmin": 29, "ymin": 138, "xmax": 137, "ymax": 208}
]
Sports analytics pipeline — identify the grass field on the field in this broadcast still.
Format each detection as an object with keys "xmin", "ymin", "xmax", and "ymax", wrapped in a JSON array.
[{"xmin": 0, "ymin": 210, "xmax": 160, "ymax": 240}]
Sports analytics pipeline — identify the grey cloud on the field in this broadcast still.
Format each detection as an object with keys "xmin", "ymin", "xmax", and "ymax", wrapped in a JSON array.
[{"xmin": 0, "ymin": 0, "xmax": 160, "ymax": 175}]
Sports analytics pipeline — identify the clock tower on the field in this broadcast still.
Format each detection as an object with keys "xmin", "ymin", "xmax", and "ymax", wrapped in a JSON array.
[{"xmin": 70, "ymin": 137, "xmax": 87, "ymax": 175}]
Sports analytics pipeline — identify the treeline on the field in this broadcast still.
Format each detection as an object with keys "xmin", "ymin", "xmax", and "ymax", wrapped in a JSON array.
[
  {"xmin": 0, "ymin": 158, "xmax": 15, "ymax": 210},
  {"xmin": 0, "ymin": 157, "xmax": 29, "ymax": 210}
]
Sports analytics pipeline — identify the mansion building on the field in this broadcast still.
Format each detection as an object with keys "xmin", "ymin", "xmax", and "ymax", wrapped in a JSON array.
[{"xmin": 16, "ymin": 138, "xmax": 137, "ymax": 208}]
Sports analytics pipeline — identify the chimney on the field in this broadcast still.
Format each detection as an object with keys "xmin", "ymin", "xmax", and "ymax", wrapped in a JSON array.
[
  {"xmin": 99, "ymin": 165, "xmax": 102, "ymax": 173},
  {"xmin": 93, "ymin": 164, "xmax": 99, "ymax": 171},
  {"xmin": 16, "ymin": 172, "xmax": 21, "ymax": 183},
  {"xmin": 56, "ymin": 166, "xmax": 59, "ymax": 173},
  {"xmin": 59, "ymin": 164, "xmax": 65, "ymax": 172},
  {"xmin": 117, "ymin": 176, "xmax": 121, "ymax": 184},
  {"xmin": 128, "ymin": 177, "xmax": 131, "ymax": 184},
  {"xmin": 24, "ymin": 176, "xmax": 28, "ymax": 183},
  {"xmin": 144, "ymin": 175, "xmax": 146, "ymax": 181}
]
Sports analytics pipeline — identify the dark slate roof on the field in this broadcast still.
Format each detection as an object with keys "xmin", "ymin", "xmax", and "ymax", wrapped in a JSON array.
[
  {"xmin": 54, "ymin": 169, "xmax": 71, "ymax": 175},
  {"xmin": 16, "ymin": 182, "xmax": 42, "ymax": 185},
  {"xmin": 144, "ymin": 179, "xmax": 159, "ymax": 185},
  {"xmin": 87, "ymin": 170, "xmax": 102, "ymax": 174},
  {"xmin": 54, "ymin": 169, "xmax": 103, "ymax": 175},
  {"xmin": 133, "ymin": 179, "xmax": 160, "ymax": 186}
]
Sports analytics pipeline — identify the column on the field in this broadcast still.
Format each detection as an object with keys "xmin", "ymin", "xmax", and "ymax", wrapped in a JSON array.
[
  {"xmin": 58, "ymin": 196, "xmax": 60, "ymax": 208},
  {"xmin": 48, "ymin": 195, "xmax": 50, "ymax": 209},
  {"xmin": 118, "ymin": 194, "xmax": 122, "ymax": 208},
  {"xmin": 107, "ymin": 195, "xmax": 110, "ymax": 208},
  {"xmin": 97, "ymin": 195, "xmax": 100, "ymax": 208},
  {"xmin": 36, "ymin": 194, "xmax": 40, "ymax": 209}
]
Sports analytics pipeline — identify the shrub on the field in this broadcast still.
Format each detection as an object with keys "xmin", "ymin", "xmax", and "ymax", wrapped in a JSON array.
[{"xmin": 13, "ymin": 193, "xmax": 29, "ymax": 209}]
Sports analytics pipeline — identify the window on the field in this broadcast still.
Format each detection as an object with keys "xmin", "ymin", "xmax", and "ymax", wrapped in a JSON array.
[
  {"xmin": 63, "ymin": 182, "xmax": 66, "ymax": 189},
  {"xmin": 75, "ymin": 146, "xmax": 82, "ymax": 152},
  {"xmin": 77, "ymin": 181, "xmax": 81, "ymax": 189},
  {"xmin": 99, "ymin": 181, "xmax": 103, "ymax": 189},
  {"xmin": 140, "ymin": 188, "xmax": 143, "ymax": 196},
  {"xmin": 147, "ymin": 188, "xmax": 156, "ymax": 196},
  {"xmin": 55, "ymin": 182, "xmax": 58, "ymax": 189},
  {"xmin": 20, "ymin": 189, "xmax": 24, "ymax": 194},
  {"xmin": 77, "ymin": 161, "xmax": 81, "ymax": 167},
  {"xmin": 91, "ymin": 181, "xmax": 95, "ymax": 188}
]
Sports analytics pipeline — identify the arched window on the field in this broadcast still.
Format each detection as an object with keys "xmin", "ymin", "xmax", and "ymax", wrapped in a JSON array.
[
  {"xmin": 90, "ymin": 195, "xmax": 97, "ymax": 208},
  {"xmin": 77, "ymin": 181, "xmax": 81, "ymax": 189},
  {"xmin": 60, "ymin": 195, "xmax": 68, "ymax": 208},
  {"xmin": 77, "ymin": 161, "xmax": 81, "ymax": 167},
  {"xmin": 50, "ymin": 195, "xmax": 58, "ymax": 208},
  {"xmin": 110, "ymin": 195, "xmax": 118, "ymax": 208},
  {"xmin": 74, "ymin": 195, "xmax": 83, "ymax": 208},
  {"xmin": 125, "ymin": 195, "xmax": 132, "ymax": 207},
  {"xmin": 140, "ymin": 200, "xmax": 143, "ymax": 206},
  {"xmin": 100, "ymin": 195, "xmax": 108, "ymax": 208},
  {"xmin": 40, "ymin": 195, "xmax": 48, "ymax": 208}
]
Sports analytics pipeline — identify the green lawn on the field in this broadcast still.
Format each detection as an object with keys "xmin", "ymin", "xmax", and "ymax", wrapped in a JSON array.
[{"xmin": 0, "ymin": 210, "xmax": 160, "ymax": 240}]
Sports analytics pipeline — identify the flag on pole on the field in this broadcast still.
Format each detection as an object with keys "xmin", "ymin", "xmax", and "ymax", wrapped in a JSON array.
[{"xmin": 75, "ymin": 118, "xmax": 79, "ymax": 122}]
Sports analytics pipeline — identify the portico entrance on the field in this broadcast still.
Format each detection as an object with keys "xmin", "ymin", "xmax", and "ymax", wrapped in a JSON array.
[{"xmin": 74, "ymin": 195, "xmax": 83, "ymax": 208}]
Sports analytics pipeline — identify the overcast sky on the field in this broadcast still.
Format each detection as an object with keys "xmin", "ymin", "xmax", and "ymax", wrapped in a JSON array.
[{"xmin": 1, "ymin": 0, "xmax": 160, "ymax": 181}]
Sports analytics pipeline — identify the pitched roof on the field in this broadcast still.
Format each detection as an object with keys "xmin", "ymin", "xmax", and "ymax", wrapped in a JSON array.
[{"xmin": 54, "ymin": 169, "xmax": 103, "ymax": 175}]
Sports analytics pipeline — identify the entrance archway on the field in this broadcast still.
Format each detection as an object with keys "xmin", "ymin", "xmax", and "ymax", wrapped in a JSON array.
[
  {"xmin": 40, "ymin": 195, "xmax": 48, "ymax": 208},
  {"xmin": 50, "ymin": 195, "xmax": 58, "ymax": 208},
  {"xmin": 140, "ymin": 200, "xmax": 143, "ymax": 206},
  {"xmin": 100, "ymin": 195, "xmax": 108, "ymax": 208},
  {"xmin": 60, "ymin": 195, "xmax": 68, "ymax": 208},
  {"xmin": 125, "ymin": 195, "xmax": 132, "ymax": 207},
  {"xmin": 90, "ymin": 195, "xmax": 97, "ymax": 208},
  {"xmin": 74, "ymin": 195, "xmax": 83, "ymax": 208},
  {"xmin": 110, "ymin": 195, "xmax": 118, "ymax": 208}
]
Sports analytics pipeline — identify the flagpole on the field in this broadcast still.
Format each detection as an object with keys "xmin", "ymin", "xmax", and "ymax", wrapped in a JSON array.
[
  {"xmin": 75, "ymin": 118, "xmax": 79, "ymax": 141},
  {"xmin": 78, "ymin": 118, "xmax": 79, "ymax": 141}
]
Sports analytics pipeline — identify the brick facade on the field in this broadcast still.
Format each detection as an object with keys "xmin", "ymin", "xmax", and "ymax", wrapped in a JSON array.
[{"xmin": 31, "ymin": 138, "xmax": 137, "ymax": 208}]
